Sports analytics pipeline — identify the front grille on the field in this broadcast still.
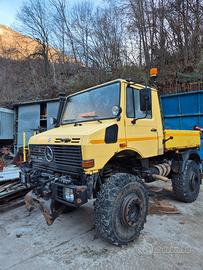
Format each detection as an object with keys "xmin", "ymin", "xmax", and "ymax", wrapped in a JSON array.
[
  {"xmin": 57, "ymin": 185, "xmax": 64, "ymax": 200},
  {"xmin": 29, "ymin": 144, "xmax": 83, "ymax": 175}
]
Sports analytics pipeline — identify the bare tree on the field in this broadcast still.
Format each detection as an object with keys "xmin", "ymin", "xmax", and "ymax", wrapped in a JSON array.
[
  {"xmin": 89, "ymin": 6, "xmax": 126, "ymax": 73},
  {"xmin": 70, "ymin": 1, "xmax": 93, "ymax": 67},
  {"xmin": 1, "ymin": 0, "xmax": 201, "ymax": 106},
  {"xmin": 51, "ymin": 0, "xmax": 78, "ymax": 63},
  {"xmin": 17, "ymin": 0, "xmax": 51, "ymax": 76}
]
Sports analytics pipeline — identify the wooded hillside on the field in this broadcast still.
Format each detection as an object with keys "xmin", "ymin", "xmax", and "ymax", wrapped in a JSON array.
[{"xmin": 0, "ymin": 0, "xmax": 203, "ymax": 107}]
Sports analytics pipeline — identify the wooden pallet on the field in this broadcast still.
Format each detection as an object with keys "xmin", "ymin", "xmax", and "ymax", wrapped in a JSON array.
[{"xmin": 0, "ymin": 180, "xmax": 29, "ymax": 204}]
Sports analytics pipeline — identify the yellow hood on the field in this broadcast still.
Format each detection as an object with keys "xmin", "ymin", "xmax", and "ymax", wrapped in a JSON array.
[{"xmin": 29, "ymin": 120, "xmax": 115, "ymax": 145}]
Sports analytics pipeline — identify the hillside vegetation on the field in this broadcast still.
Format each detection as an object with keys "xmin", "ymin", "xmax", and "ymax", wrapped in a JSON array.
[{"xmin": 0, "ymin": 0, "xmax": 203, "ymax": 107}]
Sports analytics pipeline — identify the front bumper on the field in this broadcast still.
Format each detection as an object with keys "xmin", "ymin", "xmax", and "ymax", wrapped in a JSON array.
[
  {"xmin": 24, "ymin": 184, "xmax": 88, "ymax": 225},
  {"xmin": 20, "ymin": 167, "xmax": 88, "ymax": 206},
  {"xmin": 21, "ymin": 168, "xmax": 89, "ymax": 225},
  {"xmin": 51, "ymin": 182, "xmax": 88, "ymax": 206}
]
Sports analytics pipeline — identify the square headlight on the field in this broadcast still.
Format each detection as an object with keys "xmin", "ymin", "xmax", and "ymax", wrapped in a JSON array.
[{"xmin": 63, "ymin": 187, "xmax": 74, "ymax": 202}]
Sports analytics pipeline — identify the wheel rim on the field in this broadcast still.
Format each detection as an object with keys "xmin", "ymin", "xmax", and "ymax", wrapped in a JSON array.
[
  {"xmin": 190, "ymin": 173, "xmax": 199, "ymax": 192},
  {"xmin": 121, "ymin": 193, "xmax": 141, "ymax": 227}
]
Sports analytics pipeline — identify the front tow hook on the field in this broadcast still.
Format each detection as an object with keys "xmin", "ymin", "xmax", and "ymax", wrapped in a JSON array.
[{"xmin": 24, "ymin": 190, "xmax": 65, "ymax": 225}]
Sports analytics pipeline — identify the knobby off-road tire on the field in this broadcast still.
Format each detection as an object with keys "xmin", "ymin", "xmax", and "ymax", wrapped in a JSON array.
[
  {"xmin": 171, "ymin": 160, "xmax": 201, "ymax": 203},
  {"xmin": 94, "ymin": 173, "xmax": 148, "ymax": 246}
]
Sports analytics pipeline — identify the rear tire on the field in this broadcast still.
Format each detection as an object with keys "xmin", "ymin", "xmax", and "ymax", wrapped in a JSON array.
[
  {"xmin": 94, "ymin": 173, "xmax": 148, "ymax": 246},
  {"xmin": 171, "ymin": 160, "xmax": 201, "ymax": 203}
]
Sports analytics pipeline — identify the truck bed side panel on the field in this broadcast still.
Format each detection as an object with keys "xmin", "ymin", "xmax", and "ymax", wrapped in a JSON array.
[
  {"xmin": 164, "ymin": 129, "xmax": 200, "ymax": 151},
  {"xmin": 161, "ymin": 90, "xmax": 203, "ymax": 158}
]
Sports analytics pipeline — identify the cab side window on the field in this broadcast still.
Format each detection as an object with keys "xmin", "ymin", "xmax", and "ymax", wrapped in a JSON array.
[{"xmin": 126, "ymin": 87, "xmax": 152, "ymax": 119}]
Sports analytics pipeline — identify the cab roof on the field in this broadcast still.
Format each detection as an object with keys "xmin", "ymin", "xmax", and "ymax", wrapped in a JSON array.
[{"xmin": 68, "ymin": 78, "xmax": 157, "ymax": 98}]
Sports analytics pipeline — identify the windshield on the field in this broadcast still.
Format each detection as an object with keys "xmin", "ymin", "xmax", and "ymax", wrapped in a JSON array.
[{"xmin": 62, "ymin": 82, "xmax": 120, "ymax": 124}]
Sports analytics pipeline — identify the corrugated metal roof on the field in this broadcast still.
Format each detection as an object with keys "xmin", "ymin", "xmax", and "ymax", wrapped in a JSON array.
[
  {"xmin": 13, "ymin": 97, "xmax": 60, "ymax": 107},
  {"xmin": 0, "ymin": 165, "xmax": 20, "ymax": 182},
  {"xmin": 0, "ymin": 108, "xmax": 14, "ymax": 114}
]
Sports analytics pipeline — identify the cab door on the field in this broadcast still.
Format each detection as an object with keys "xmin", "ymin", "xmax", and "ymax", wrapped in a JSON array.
[{"xmin": 125, "ymin": 86, "xmax": 159, "ymax": 158}]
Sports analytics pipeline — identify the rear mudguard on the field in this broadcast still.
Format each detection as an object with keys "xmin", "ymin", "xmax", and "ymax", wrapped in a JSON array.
[{"xmin": 171, "ymin": 149, "xmax": 202, "ymax": 175}]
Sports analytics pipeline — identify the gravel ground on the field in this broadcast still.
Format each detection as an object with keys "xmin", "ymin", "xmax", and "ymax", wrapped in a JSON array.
[{"xmin": 0, "ymin": 183, "xmax": 203, "ymax": 270}]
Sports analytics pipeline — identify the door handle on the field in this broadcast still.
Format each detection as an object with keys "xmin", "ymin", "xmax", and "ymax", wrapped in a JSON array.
[{"xmin": 151, "ymin": 128, "xmax": 157, "ymax": 132}]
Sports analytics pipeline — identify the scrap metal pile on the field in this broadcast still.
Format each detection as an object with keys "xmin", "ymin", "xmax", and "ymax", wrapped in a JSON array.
[{"xmin": 0, "ymin": 146, "xmax": 28, "ymax": 204}]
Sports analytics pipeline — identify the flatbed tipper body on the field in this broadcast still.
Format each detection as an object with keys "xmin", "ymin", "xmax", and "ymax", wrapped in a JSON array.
[
  {"xmin": 161, "ymin": 90, "xmax": 203, "ymax": 160},
  {"xmin": 164, "ymin": 129, "xmax": 200, "ymax": 151}
]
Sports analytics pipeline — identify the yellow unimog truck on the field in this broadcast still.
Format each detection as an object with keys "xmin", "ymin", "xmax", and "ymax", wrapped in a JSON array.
[{"xmin": 21, "ymin": 78, "xmax": 201, "ymax": 246}]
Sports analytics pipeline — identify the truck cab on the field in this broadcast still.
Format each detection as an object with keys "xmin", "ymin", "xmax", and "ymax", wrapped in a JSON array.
[
  {"xmin": 22, "ymin": 79, "xmax": 201, "ymax": 246},
  {"xmin": 28, "ymin": 80, "xmax": 164, "ymax": 173}
]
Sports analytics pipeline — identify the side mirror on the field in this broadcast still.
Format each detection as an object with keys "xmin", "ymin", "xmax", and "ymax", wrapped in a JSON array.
[
  {"xmin": 50, "ymin": 117, "xmax": 57, "ymax": 126},
  {"xmin": 112, "ymin": 105, "xmax": 122, "ymax": 117}
]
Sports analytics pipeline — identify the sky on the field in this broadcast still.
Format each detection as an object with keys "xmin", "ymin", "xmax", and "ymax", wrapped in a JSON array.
[
  {"xmin": 0, "ymin": 0, "xmax": 103, "ymax": 27},
  {"xmin": 0, "ymin": 0, "xmax": 25, "ymax": 26}
]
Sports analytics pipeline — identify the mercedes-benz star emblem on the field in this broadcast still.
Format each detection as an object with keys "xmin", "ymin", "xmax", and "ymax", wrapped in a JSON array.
[{"xmin": 45, "ymin": 146, "xmax": 54, "ymax": 162}]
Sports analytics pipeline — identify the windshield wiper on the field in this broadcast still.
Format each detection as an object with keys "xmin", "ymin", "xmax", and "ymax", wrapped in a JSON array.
[
  {"xmin": 74, "ymin": 122, "xmax": 82, "ymax": 126},
  {"xmin": 81, "ymin": 115, "xmax": 102, "ymax": 123},
  {"xmin": 63, "ymin": 115, "xmax": 102, "ymax": 125},
  {"xmin": 62, "ymin": 119, "xmax": 82, "ymax": 126}
]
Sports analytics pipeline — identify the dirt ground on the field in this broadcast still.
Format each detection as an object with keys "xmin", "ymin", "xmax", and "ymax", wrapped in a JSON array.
[{"xmin": 0, "ymin": 183, "xmax": 203, "ymax": 270}]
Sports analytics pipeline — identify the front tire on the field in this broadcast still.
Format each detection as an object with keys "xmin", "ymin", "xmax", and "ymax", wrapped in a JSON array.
[
  {"xmin": 94, "ymin": 173, "xmax": 148, "ymax": 246},
  {"xmin": 171, "ymin": 160, "xmax": 201, "ymax": 203}
]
